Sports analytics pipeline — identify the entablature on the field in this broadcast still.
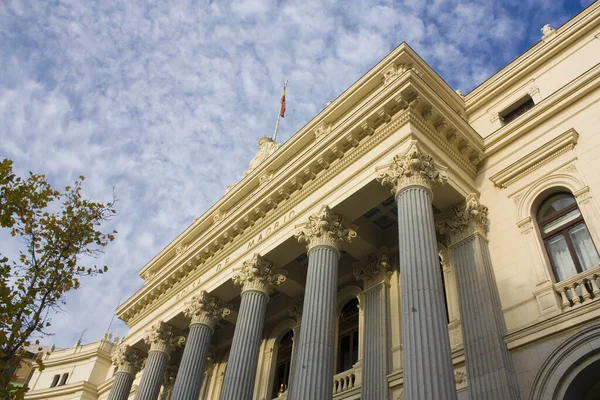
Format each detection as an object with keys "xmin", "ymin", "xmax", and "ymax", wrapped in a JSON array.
[{"xmin": 117, "ymin": 45, "xmax": 484, "ymax": 327}]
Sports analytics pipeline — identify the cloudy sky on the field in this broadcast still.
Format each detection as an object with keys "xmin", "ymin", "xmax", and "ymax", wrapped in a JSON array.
[{"xmin": 0, "ymin": 0, "xmax": 594, "ymax": 348}]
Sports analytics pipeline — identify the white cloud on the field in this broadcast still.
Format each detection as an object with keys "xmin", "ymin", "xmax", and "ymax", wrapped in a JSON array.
[{"xmin": 0, "ymin": 0, "xmax": 587, "ymax": 348}]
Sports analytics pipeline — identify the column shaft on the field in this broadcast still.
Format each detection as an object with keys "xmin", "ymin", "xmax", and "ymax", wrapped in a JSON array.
[
  {"xmin": 362, "ymin": 283, "xmax": 390, "ymax": 400},
  {"xmin": 220, "ymin": 290, "xmax": 268, "ymax": 400},
  {"xmin": 134, "ymin": 351, "xmax": 169, "ymax": 400},
  {"xmin": 397, "ymin": 187, "xmax": 457, "ymax": 400},
  {"xmin": 288, "ymin": 245, "xmax": 339, "ymax": 400},
  {"xmin": 453, "ymin": 235, "xmax": 521, "ymax": 400},
  {"xmin": 171, "ymin": 323, "xmax": 213, "ymax": 400},
  {"xmin": 108, "ymin": 371, "xmax": 135, "ymax": 400}
]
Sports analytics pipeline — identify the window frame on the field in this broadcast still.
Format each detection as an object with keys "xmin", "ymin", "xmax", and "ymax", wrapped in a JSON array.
[
  {"xmin": 537, "ymin": 192, "xmax": 596, "ymax": 279},
  {"xmin": 270, "ymin": 330, "xmax": 294, "ymax": 398},
  {"xmin": 337, "ymin": 299, "xmax": 359, "ymax": 373}
]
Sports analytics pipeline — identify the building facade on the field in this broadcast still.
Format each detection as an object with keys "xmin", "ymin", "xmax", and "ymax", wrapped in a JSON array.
[{"xmin": 26, "ymin": 3, "xmax": 600, "ymax": 399}]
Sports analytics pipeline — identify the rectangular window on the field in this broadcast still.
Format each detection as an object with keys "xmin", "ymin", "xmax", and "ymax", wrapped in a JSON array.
[
  {"xmin": 499, "ymin": 95, "xmax": 535, "ymax": 124},
  {"xmin": 59, "ymin": 373, "xmax": 68, "ymax": 386},
  {"xmin": 50, "ymin": 374, "xmax": 60, "ymax": 388}
]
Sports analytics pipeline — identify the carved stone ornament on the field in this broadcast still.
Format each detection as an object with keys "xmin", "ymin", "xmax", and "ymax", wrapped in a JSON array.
[
  {"xmin": 454, "ymin": 369, "xmax": 467, "ymax": 385},
  {"xmin": 143, "ymin": 321, "xmax": 185, "ymax": 355},
  {"xmin": 376, "ymin": 141, "xmax": 448, "ymax": 196},
  {"xmin": 232, "ymin": 254, "xmax": 286, "ymax": 295},
  {"xmin": 288, "ymin": 297, "xmax": 304, "ymax": 325},
  {"xmin": 111, "ymin": 343, "xmax": 145, "ymax": 375},
  {"xmin": 295, "ymin": 206, "xmax": 357, "ymax": 252},
  {"xmin": 353, "ymin": 249, "xmax": 393, "ymax": 289},
  {"xmin": 313, "ymin": 122, "xmax": 332, "ymax": 140},
  {"xmin": 436, "ymin": 193, "xmax": 490, "ymax": 246},
  {"xmin": 162, "ymin": 364, "xmax": 179, "ymax": 390},
  {"xmin": 184, "ymin": 290, "xmax": 230, "ymax": 330},
  {"xmin": 245, "ymin": 136, "xmax": 280, "ymax": 176}
]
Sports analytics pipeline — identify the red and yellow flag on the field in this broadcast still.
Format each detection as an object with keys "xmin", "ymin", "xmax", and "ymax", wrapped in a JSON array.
[{"xmin": 279, "ymin": 84, "xmax": 286, "ymax": 118}]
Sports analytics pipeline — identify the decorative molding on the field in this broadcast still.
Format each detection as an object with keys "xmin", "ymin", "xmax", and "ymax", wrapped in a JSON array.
[
  {"xmin": 162, "ymin": 364, "xmax": 178, "ymax": 391},
  {"xmin": 376, "ymin": 140, "xmax": 448, "ymax": 195},
  {"xmin": 184, "ymin": 290, "xmax": 230, "ymax": 330},
  {"xmin": 490, "ymin": 129, "xmax": 579, "ymax": 188},
  {"xmin": 231, "ymin": 254, "xmax": 286, "ymax": 295},
  {"xmin": 353, "ymin": 248, "xmax": 392, "ymax": 289},
  {"xmin": 213, "ymin": 210, "xmax": 228, "ymax": 224},
  {"xmin": 295, "ymin": 206, "xmax": 357, "ymax": 252},
  {"xmin": 175, "ymin": 243, "xmax": 188, "ymax": 257},
  {"xmin": 436, "ymin": 193, "xmax": 489, "ymax": 246},
  {"xmin": 143, "ymin": 322, "xmax": 185, "ymax": 355},
  {"xmin": 111, "ymin": 344, "xmax": 145, "ymax": 375},
  {"xmin": 382, "ymin": 63, "xmax": 412, "ymax": 86},
  {"xmin": 313, "ymin": 122, "xmax": 332, "ymax": 141},
  {"xmin": 288, "ymin": 298, "xmax": 303, "ymax": 325}
]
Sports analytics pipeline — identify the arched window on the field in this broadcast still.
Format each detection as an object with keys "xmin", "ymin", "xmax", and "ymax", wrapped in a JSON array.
[
  {"xmin": 537, "ymin": 192, "xmax": 600, "ymax": 281},
  {"xmin": 271, "ymin": 330, "xmax": 293, "ymax": 398},
  {"xmin": 337, "ymin": 298, "xmax": 359, "ymax": 373}
]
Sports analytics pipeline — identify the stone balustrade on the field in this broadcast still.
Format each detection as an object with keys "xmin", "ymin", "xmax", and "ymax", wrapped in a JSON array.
[
  {"xmin": 333, "ymin": 365, "xmax": 361, "ymax": 395},
  {"xmin": 554, "ymin": 265, "xmax": 600, "ymax": 311}
]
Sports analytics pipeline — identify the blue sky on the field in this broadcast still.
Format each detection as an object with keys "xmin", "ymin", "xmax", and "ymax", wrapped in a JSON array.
[{"xmin": 0, "ymin": 0, "xmax": 594, "ymax": 348}]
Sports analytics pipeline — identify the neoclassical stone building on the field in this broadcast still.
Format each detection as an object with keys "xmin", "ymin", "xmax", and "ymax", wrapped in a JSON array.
[{"xmin": 26, "ymin": 3, "xmax": 600, "ymax": 400}]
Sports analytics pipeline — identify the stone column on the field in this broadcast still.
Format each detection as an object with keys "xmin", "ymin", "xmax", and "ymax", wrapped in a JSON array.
[
  {"xmin": 288, "ymin": 206, "xmax": 357, "ymax": 400},
  {"xmin": 437, "ymin": 194, "xmax": 521, "ymax": 399},
  {"xmin": 354, "ymin": 250, "xmax": 392, "ymax": 400},
  {"xmin": 220, "ymin": 254, "xmax": 285, "ymax": 400},
  {"xmin": 172, "ymin": 291, "xmax": 230, "ymax": 400},
  {"xmin": 108, "ymin": 344, "xmax": 145, "ymax": 400},
  {"xmin": 377, "ymin": 141, "xmax": 457, "ymax": 400},
  {"xmin": 135, "ymin": 322, "xmax": 184, "ymax": 400}
]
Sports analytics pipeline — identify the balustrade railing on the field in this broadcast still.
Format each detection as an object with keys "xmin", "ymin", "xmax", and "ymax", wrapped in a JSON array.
[
  {"xmin": 332, "ymin": 365, "xmax": 361, "ymax": 395},
  {"xmin": 554, "ymin": 265, "xmax": 600, "ymax": 311}
]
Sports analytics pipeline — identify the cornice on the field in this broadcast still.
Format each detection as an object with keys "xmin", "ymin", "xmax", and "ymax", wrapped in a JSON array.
[
  {"xmin": 25, "ymin": 381, "xmax": 98, "ymax": 399},
  {"xmin": 483, "ymin": 64, "xmax": 600, "ymax": 156},
  {"xmin": 118, "ymin": 52, "xmax": 482, "ymax": 326},
  {"xmin": 465, "ymin": 1, "xmax": 600, "ymax": 112},
  {"xmin": 39, "ymin": 347, "xmax": 112, "ymax": 368},
  {"xmin": 489, "ymin": 128, "xmax": 579, "ymax": 188},
  {"xmin": 505, "ymin": 297, "xmax": 600, "ymax": 351},
  {"xmin": 134, "ymin": 43, "xmax": 464, "ymax": 282}
]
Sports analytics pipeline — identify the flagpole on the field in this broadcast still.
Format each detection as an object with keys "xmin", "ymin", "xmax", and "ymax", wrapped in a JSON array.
[{"xmin": 272, "ymin": 79, "xmax": 288, "ymax": 142}]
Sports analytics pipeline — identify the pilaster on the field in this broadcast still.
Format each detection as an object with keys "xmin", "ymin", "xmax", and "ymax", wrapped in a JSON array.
[
  {"xmin": 354, "ymin": 250, "xmax": 392, "ymax": 400},
  {"xmin": 437, "ymin": 194, "xmax": 521, "ymax": 400}
]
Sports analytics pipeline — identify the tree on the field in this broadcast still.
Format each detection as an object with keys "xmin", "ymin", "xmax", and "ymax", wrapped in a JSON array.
[{"xmin": 0, "ymin": 159, "xmax": 117, "ymax": 398}]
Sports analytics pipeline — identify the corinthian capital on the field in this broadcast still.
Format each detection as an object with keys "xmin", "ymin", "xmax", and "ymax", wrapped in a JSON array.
[
  {"xmin": 295, "ymin": 206, "xmax": 357, "ymax": 252},
  {"xmin": 436, "ymin": 193, "xmax": 489, "ymax": 245},
  {"xmin": 232, "ymin": 254, "xmax": 286, "ymax": 295},
  {"xmin": 143, "ymin": 321, "xmax": 185, "ymax": 355},
  {"xmin": 376, "ymin": 141, "xmax": 448, "ymax": 195},
  {"xmin": 184, "ymin": 290, "xmax": 230, "ymax": 330},
  {"xmin": 354, "ymin": 249, "xmax": 393, "ymax": 289},
  {"xmin": 112, "ymin": 343, "xmax": 145, "ymax": 375}
]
